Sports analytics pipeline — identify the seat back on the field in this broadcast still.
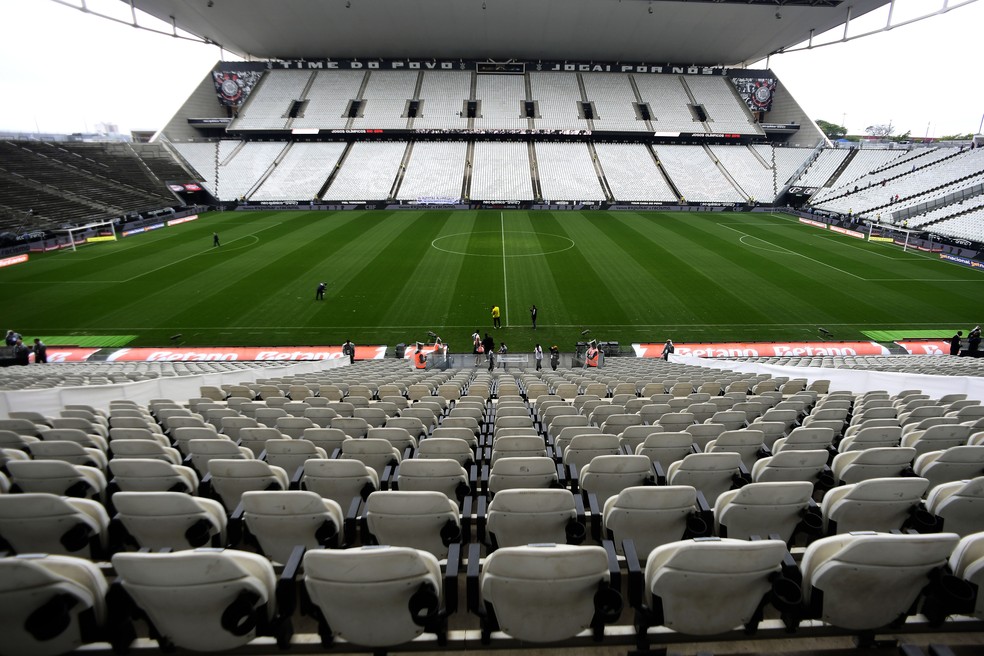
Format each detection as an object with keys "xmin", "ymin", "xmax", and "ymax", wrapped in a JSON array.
[
  {"xmin": 714, "ymin": 481, "xmax": 813, "ymax": 541},
  {"xmin": 112, "ymin": 550, "xmax": 277, "ymax": 651},
  {"xmin": 242, "ymin": 490, "xmax": 343, "ymax": 563},
  {"xmin": 109, "ymin": 458, "xmax": 197, "ymax": 493},
  {"xmin": 207, "ymin": 459, "xmax": 289, "ymax": 512},
  {"xmin": 0, "ymin": 493, "xmax": 108, "ymax": 556},
  {"xmin": 821, "ymin": 477, "xmax": 930, "ymax": 534},
  {"xmin": 751, "ymin": 449, "xmax": 828, "ymax": 483},
  {"xmin": 646, "ymin": 537, "xmax": 787, "ymax": 635},
  {"xmin": 113, "ymin": 492, "xmax": 226, "ymax": 550},
  {"xmin": 303, "ymin": 546, "xmax": 442, "ymax": 647},
  {"xmin": 579, "ymin": 454, "xmax": 654, "ymax": 506},
  {"xmin": 301, "ymin": 459, "xmax": 378, "ymax": 511},
  {"xmin": 396, "ymin": 458, "xmax": 468, "ymax": 501},
  {"xmin": 486, "ymin": 488, "xmax": 578, "ymax": 548},
  {"xmin": 603, "ymin": 485, "xmax": 698, "ymax": 556},
  {"xmin": 0, "ymin": 554, "xmax": 108, "ymax": 656},
  {"xmin": 365, "ymin": 490, "xmax": 460, "ymax": 558},
  {"xmin": 666, "ymin": 452, "xmax": 743, "ymax": 506}
]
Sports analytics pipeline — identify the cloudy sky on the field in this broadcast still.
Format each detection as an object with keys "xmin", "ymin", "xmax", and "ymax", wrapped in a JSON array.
[{"xmin": 1, "ymin": 0, "xmax": 982, "ymax": 138}]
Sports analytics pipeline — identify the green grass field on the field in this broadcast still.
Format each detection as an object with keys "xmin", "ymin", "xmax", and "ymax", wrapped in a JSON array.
[{"xmin": 3, "ymin": 210, "xmax": 980, "ymax": 351}]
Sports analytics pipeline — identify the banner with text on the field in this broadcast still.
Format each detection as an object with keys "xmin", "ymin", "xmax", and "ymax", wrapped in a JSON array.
[
  {"xmin": 45, "ymin": 346, "xmax": 386, "ymax": 363},
  {"xmin": 633, "ymin": 341, "xmax": 891, "ymax": 358}
]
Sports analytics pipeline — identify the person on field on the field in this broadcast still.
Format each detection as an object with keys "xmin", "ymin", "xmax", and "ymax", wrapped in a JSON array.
[
  {"xmin": 316, "ymin": 282, "xmax": 326, "ymax": 301},
  {"xmin": 342, "ymin": 339, "xmax": 355, "ymax": 364},
  {"xmin": 585, "ymin": 341, "xmax": 600, "ymax": 368},
  {"xmin": 472, "ymin": 330, "xmax": 482, "ymax": 366},
  {"xmin": 32, "ymin": 338, "xmax": 47, "ymax": 364},
  {"xmin": 950, "ymin": 331, "xmax": 963, "ymax": 356},
  {"xmin": 491, "ymin": 305, "xmax": 501, "ymax": 329},
  {"xmin": 530, "ymin": 304, "xmax": 538, "ymax": 329},
  {"xmin": 969, "ymin": 326, "xmax": 981, "ymax": 356},
  {"xmin": 661, "ymin": 339, "xmax": 675, "ymax": 361},
  {"xmin": 534, "ymin": 344, "xmax": 543, "ymax": 371},
  {"xmin": 482, "ymin": 333, "xmax": 495, "ymax": 365},
  {"xmin": 13, "ymin": 338, "xmax": 30, "ymax": 366},
  {"xmin": 550, "ymin": 345, "xmax": 560, "ymax": 371},
  {"xmin": 213, "ymin": 232, "xmax": 220, "ymax": 247},
  {"xmin": 5, "ymin": 330, "xmax": 21, "ymax": 346}
]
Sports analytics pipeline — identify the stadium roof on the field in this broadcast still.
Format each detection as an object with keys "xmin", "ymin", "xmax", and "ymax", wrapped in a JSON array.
[{"xmin": 128, "ymin": 0, "xmax": 891, "ymax": 66}]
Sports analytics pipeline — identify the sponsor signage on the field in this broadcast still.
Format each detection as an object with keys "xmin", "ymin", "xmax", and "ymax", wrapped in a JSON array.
[
  {"xmin": 632, "ymin": 341, "xmax": 891, "ymax": 358},
  {"xmin": 896, "ymin": 341, "xmax": 952, "ymax": 356},
  {"xmin": 798, "ymin": 218, "xmax": 827, "ymax": 229},
  {"xmin": 187, "ymin": 118, "xmax": 232, "ymax": 126},
  {"xmin": 0, "ymin": 253, "xmax": 28, "ymax": 268},
  {"xmin": 830, "ymin": 226, "xmax": 865, "ymax": 239},
  {"xmin": 102, "ymin": 346, "xmax": 387, "ymax": 362},
  {"xmin": 787, "ymin": 187, "xmax": 818, "ymax": 195},
  {"xmin": 167, "ymin": 215, "xmax": 200, "ymax": 227},
  {"xmin": 87, "ymin": 235, "xmax": 116, "ymax": 243},
  {"xmin": 121, "ymin": 223, "xmax": 165, "ymax": 237},
  {"xmin": 940, "ymin": 253, "xmax": 984, "ymax": 270},
  {"xmin": 869, "ymin": 236, "xmax": 894, "ymax": 243},
  {"xmin": 44, "ymin": 349, "xmax": 102, "ymax": 363}
]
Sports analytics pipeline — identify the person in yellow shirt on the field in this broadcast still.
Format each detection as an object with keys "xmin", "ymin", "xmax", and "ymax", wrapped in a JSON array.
[{"xmin": 491, "ymin": 305, "xmax": 501, "ymax": 329}]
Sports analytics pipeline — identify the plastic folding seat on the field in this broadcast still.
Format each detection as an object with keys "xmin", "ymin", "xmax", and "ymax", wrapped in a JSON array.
[
  {"xmin": 262, "ymin": 438, "xmax": 327, "ymax": 477},
  {"xmin": 666, "ymin": 452, "xmax": 744, "ymax": 507},
  {"xmin": 949, "ymin": 405, "xmax": 984, "ymax": 422},
  {"xmin": 340, "ymin": 438, "xmax": 401, "ymax": 476},
  {"xmin": 429, "ymin": 426, "xmax": 479, "ymax": 447},
  {"xmin": 901, "ymin": 416, "xmax": 960, "ymax": 437},
  {"xmin": 714, "ymin": 481, "xmax": 814, "ymax": 542},
  {"xmin": 51, "ymin": 420, "xmax": 108, "ymax": 442},
  {"xmin": 188, "ymin": 437, "xmax": 253, "ymax": 475},
  {"xmin": 199, "ymin": 385, "xmax": 228, "ymax": 401},
  {"xmin": 707, "ymin": 410, "xmax": 746, "ymax": 431},
  {"xmin": 899, "ymin": 405, "xmax": 946, "ymax": 427},
  {"xmin": 207, "ymin": 459, "xmax": 289, "ymax": 512},
  {"xmin": 633, "ymin": 537, "xmax": 791, "ymax": 637},
  {"xmin": 490, "ymin": 435, "xmax": 548, "ymax": 463},
  {"xmin": 704, "ymin": 429, "xmax": 766, "ymax": 469},
  {"xmin": 241, "ymin": 490, "xmax": 343, "ymax": 563},
  {"xmin": 843, "ymin": 418, "xmax": 899, "ymax": 439},
  {"xmin": 396, "ymin": 458, "xmax": 469, "ymax": 501},
  {"xmin": 772, "ymin": 426, "xmax": 835, "ymax": 453},
  {"xmin": 171, "ymin": 425, "xmax": 219, "ymax": 455},
  {"xmin": 925, "ymin": 477, "xmax": 984, "ymax": 537},
  {"xmin": 367, "ymin": 426, "xmax": 418, "ymax": 453},
  {"xmin": 0, "ymin": 553, "xmax": 108, "ymax": 656},
  {"xmin": 637, "ymin": 403, "xmax": 670, "ymax": 426},
  {"xmin": 655, "ymin": 412, "xmax": 696, "ymax": 433},
  {"xmin": 113, "ymin": 491, "xmax": 226, "ymax": 550},
  {"xmin": 732, "ymin": 401, "xmax": 766, "ymax": 423},
  {"xmin": 304, "ymin": 407, "xmax": 339, "ymax": 428},
  {"xmin": 603, "ymin": 485, "xmax": 704, "ymax": 557},
  {"xmin": 626, "ymin": 428, "xmax": 692, "ymax": 466},
  {"xmin": 254, "ymin": 407, "xmax": 288, "ymax": 429},
  {"xmin": 6, "ymin": 460, "xmax": 107, "ymax": 501},
  {"xmin": 108, "ymin": 458, "xmax": 198, "ymax": 493},
  {"xmin": 0, "ymin": 418, "xmax": 45, "ymax": 438},
  {"xmin": 563, "ymin": 433, "xmax": 621, "ymax": 471},
  {"xmin": 220, "ymin": 415, "xmax": 259, "ymax": 441},
  {"xmin": 303, "ymin": 545, "xmax": 449, "ymax": 648},
  {"xmin": 236, "ymin": 426, "xmax": 283, "ymax": 458},
  {"xmin": 601, "ymin": 413, "xmax": 643, "ymax": 436},
  {"xmin": 547, "ymin": 414, "xmax": 590, "ymax": 440},
  {"xmin": 329, "ymin": 416, "xmax": 370, "ymax": 440},
  {"xmin": 29, "ymin": 440, "xmax": 108, "ymax": 471},
  {"xmin": 112, "ymin": 549, "xmax": 289, "ymax": 652},
  {"xmin": 589, "ymin": 405, "xmax": 625, "ymax": 429},
  {"xmin": 300, "ymin": 458, "xmax": 378, "ymax": 512},
  {"xmin": 838, "ymin": 425, "xmax": 902, "ymax": 452},
  {"xmin": 365, "ymin": 490, "xmax": 460, "ymax": 559},
  {"xmin": 831, "ymin": 446, "xmax": 916, "ymax": 485},
  {"xmin": 914, "ymin": 445, "xmax": 984, "ymax": 488},
  {"xmin": 476, "ymin": 543, "xmax": 620, "ymax": 642},
  {"xmin": 579, "ymin": 455, "xmax": 655, "ymax": 506},
  {"xmin": 384, "ymin": 415, "xmax": 427, "ymax": 439},
  {"xmin": 751, "ymin": 449, "xmax": 828, "ymax": 484},
  {"xmin": 403, "ymin": 407, "xmax": 439, "ymax": 433},
  {"xmin": 0, "ymin": 493, "xmax": 108, "ymax": 557},
  {"xmin": 488, "ymin": 456, "xmax": 559, "ymax": 494},
  {"xmin": 821, "ymin": 477, "xmax": 930, "ymax": 534},
  {"xmin": 485, "ymin": 488, "xmax": 583, "ymax": 549},
  {"xmin": 109, "ymin": 426, "xmax": 170, "ymax": 447},
  {"xmin": 0, "ymin": 428, "xmax": 38, "ymax": 451},
  {"xmin": 614, "ymin": 426, "xmax": 656, "ymax": 454},
  {"xmin": 948, "ymin": 532, "xmax": 984, "ymax": 619},
  {"xmin": 800, "ymin": 532, "xmax": 959, "ymax": 631},
  {"xmin": 40, "ymin": 427, "xmax": 109, "ymax": 452},
  {"xmin": 901, "ymin": 424, "xmax": 972, "ymax": 457},
  {"xmin": 685, "ymin": 423, "xmax": 726, "ymax": 451}
]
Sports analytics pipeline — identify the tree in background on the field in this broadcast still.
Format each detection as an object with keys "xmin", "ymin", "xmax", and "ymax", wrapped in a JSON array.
[
  {"xmin": 865, "ymin": 122, "xmax": 895, "ymax": 138},
  {"xmin": 940, "ymin": 133, "xmax": 974, "ymax": 141},
  {"xmin": 816, "ymin": 119, "xmax": 847, "ymax": 139}
]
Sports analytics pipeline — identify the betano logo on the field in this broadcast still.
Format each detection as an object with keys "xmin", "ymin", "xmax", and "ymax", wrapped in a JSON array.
[{"xmin": 632, "ymin": 342, "xmax": 890, "ymax": 358}]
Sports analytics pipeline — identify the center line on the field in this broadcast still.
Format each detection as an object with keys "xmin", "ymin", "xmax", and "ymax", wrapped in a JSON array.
[{"xmin": 501, "ymin": 211, "xmax": 509, "ymax": 326}]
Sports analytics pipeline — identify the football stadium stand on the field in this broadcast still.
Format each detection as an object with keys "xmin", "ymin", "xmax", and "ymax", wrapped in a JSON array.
[{"xmin": 1, "ymin": 355, "xmax": 983, "ymax": 653}]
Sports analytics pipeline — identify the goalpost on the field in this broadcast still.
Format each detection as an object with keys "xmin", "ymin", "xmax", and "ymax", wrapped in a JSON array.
[
  {"xmin": 53, "ymin": 219, "xmax": 119, "ymax": 252},
  {"xmin": 865, "ymin": 221, "xmax": 921, "ymax": 252}
]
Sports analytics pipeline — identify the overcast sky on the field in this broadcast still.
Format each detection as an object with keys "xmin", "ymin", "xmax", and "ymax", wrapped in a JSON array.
[{"xmin": 1, "ymin": 0, "xmax": 982, "ymax": 138}]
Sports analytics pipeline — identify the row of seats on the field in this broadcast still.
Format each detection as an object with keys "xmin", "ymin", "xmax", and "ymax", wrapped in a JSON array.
[{"xmin": 3, "ymin": 530, "xmax": 983, "ymax": 653}]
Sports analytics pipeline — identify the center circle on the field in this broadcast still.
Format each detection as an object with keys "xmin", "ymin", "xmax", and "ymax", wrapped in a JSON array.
[{"xmin": 431, "ymin": 231, "xmax": 575, "ymax": 257}]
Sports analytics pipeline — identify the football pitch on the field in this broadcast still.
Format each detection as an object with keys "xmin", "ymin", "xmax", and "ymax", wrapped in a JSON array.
[{"xmin": 3, "ymin": 209, "xmax": 981, "ymax": 351}]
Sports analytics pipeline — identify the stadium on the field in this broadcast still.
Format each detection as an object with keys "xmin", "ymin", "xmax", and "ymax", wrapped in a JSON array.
[{"xmin": 1, "ymin": 0, "xmax": 984, "ymax": 654}]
